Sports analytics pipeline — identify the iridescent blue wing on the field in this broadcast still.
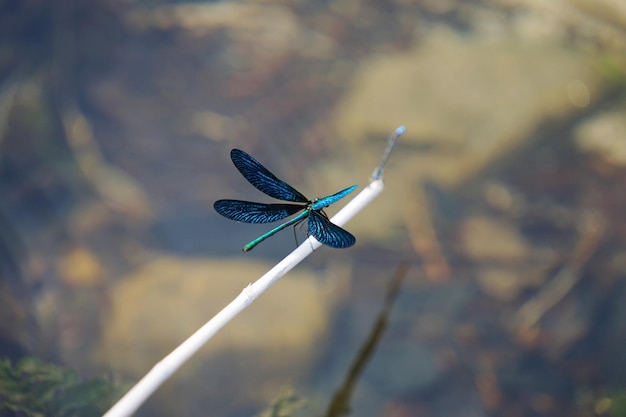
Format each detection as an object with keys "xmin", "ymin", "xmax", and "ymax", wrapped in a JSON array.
[
  {"xmin": 230, "ymin": 149, "xmax": 309, "ymax": 203},
  {"xmin": 214, "ymin": 200, "xmax": 304, "ymax": 224},
  {"xmin": 307, "ymin": 210, "xmax": 355, "ymax": 248}
]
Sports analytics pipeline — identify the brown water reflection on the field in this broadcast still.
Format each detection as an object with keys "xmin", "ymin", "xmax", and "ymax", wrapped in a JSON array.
[{"xmin": 1, "ymin": 1, "xmax": 626, "ymax": 417}]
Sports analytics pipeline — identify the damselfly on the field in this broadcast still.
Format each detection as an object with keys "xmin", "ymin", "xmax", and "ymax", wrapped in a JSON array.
[{"xmin": 214, "ymin": 149, "xmax": 357, "ymax": 252}]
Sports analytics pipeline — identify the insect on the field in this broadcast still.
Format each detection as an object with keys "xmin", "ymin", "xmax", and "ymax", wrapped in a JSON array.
[{"xmin": 214, "ymin": 149, "xmax": 357, "ymax": 252}]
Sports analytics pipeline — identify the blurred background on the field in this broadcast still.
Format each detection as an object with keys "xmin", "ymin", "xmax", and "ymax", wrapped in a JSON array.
[{"xmin": 1, "ymin": 0, "xmax": 626, "ymax": 416}]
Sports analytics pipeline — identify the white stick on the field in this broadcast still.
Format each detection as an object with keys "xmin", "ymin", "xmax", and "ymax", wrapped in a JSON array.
[{"xmin": 102, "ymin": 126, "xmax": 406, "ymax": 417}]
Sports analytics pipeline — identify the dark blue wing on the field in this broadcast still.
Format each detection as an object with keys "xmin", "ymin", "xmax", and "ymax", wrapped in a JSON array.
[
  {"xmin": 214, "ymin": 200, "xmax": 304, "ymax": 224},
  {"xmin": 230, "ymin": 149, "xmax": 309, "ymax": 203},
  {"xmin": 308, "ymin": 211, "xmax": 355, "ymax": 248}
]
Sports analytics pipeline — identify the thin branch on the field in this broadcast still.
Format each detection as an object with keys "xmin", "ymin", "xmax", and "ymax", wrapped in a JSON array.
[
  {"xmin": 102, "ymin": 126, "xmax": 406, "ymax": 417},
  {"xmin": 513, "ymin": 211, "xmax": 606, "ymax": 330},
  {"xmin": 324, "ymin": 262, "xmax": 410, "ymax": 417}
]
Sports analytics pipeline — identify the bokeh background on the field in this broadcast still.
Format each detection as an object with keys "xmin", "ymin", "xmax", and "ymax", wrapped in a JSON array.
[{"xmin": 1, "ymin": 0, "xmax": 626, "ymax": 416}]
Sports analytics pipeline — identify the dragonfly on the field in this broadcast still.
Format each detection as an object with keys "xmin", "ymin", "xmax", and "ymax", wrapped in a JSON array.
[{"xmin": 214, "ymin": 149, "xmax": 357, "ymax": 252}]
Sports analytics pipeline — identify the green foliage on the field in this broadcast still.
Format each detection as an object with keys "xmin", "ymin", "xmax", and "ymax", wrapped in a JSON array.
[
  {"xmin": 596, "ymin": 55, "xmax": 626, "ymax": 89},
  {"xmin": 611, "ymin": 391, "xmax": 626, "ymax": 417},
  {"xmin": 0, "ymin": 356, "xmax": 120, "ymax": 417}
]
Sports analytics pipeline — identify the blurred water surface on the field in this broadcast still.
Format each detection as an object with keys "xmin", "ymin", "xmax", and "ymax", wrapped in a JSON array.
[{"xmin": 1, "ymin": 1, "xmax": 626, "ymax": 416}]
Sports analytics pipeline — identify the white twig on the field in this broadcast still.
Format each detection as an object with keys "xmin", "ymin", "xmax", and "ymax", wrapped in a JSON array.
[{"xmin": 102, "ymin": 126, "xmax": 406, "ymax": 417}]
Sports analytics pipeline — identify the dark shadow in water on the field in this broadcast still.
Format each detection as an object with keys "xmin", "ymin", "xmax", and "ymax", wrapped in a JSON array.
[{"xmin": 323, "ymin": 262, "xmax": 410, "ymax": 417}]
